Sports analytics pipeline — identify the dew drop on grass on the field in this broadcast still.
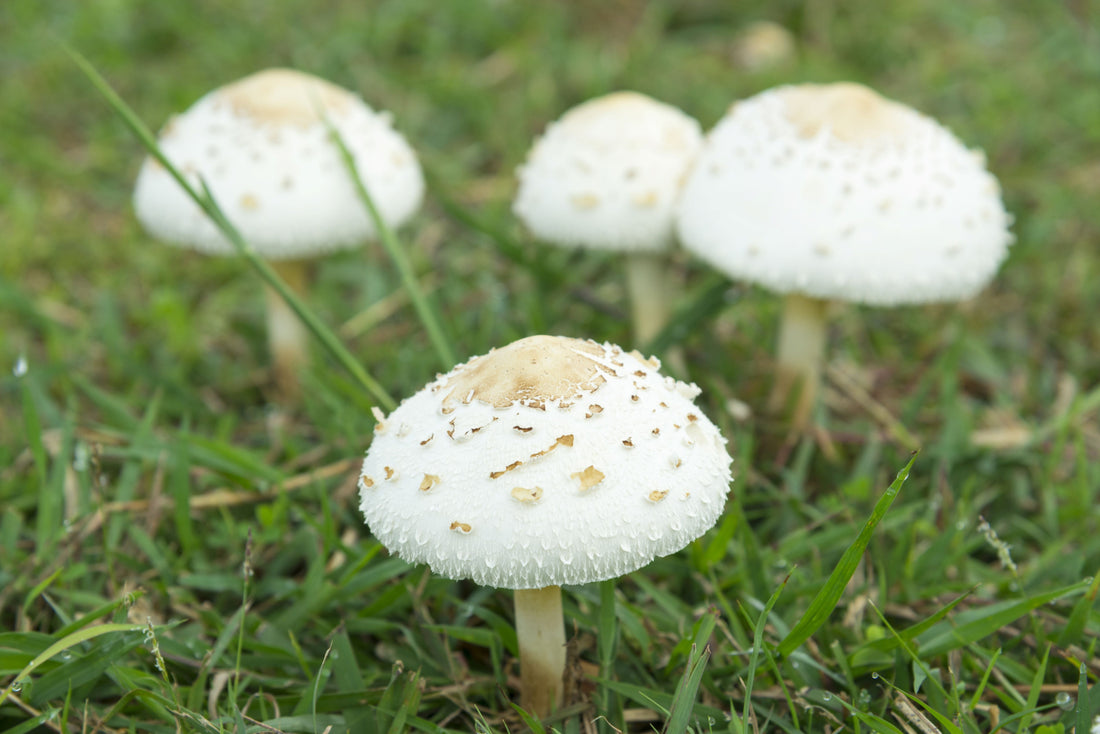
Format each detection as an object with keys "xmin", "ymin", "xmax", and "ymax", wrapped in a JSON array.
[
  {"xmin": 1056, "ymin": 691, "xmax": 1073, "ymax": 710},
  {"xmin": 61, "ymin": 651, "xmax": 73, "ymax": 661},
  {"xmin": 821, "ymin": 693, "xmax": 832, "ymax": 702},
  {"xmin": 13, "ymin": 354, "xmax": 27, "ymax": 377},
  {"xmin": 10, "ymin": 680, "xmax": 22, "ymax": 692},
  {"xmin": 871, "ymin": 671, "xmax": 879, "ymax": 680}
]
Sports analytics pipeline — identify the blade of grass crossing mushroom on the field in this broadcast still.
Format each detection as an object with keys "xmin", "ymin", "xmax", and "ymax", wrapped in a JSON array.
[
  {"xmin": 67, "ymin": 46, "xmax": 396, "ymax": 412},
  {"xmin": 325, "ymin": 119, "xmax": 457, "ymax": 369},
  {"xmin": 777, "ymin": 454, "xmax": 916, "ymax": 658}
]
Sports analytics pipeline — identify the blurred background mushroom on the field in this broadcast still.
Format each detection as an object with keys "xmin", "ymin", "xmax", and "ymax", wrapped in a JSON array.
[
  {"xmin": 677, "ymin": 82, "xmax": 1013, "ymax": 431},
  {"xmin": 513, "ymin": 92, "xmax": 703, "ymax": 353},
  {"xmin": 133, "ymin": 68, "xmax": 424, "ymax": 400},
  {"xmin": 357, "ymin": 334, "xmax": 733, "ymax": 717}
]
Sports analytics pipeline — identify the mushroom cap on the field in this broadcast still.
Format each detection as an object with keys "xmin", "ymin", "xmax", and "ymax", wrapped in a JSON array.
[
  {"xmin": 677, "ymin": 82, "xmax": 1013, "ymax": 305},
  {"xmin": 358, "ymin": 335, "xmax": 733, "ymax": 589},
  {"xmin": 514, "ymin": 91, "xmax": 704, "ymax": 253},
  {"xmin": 133, "ymin": 68, "xmax": 424, "ymax": 260}
]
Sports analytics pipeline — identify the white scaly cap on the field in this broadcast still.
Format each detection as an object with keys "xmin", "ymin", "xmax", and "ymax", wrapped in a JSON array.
[
  {"xmin": 677, "ymin": 82, "xmax": 1013, "ymax": 305},
  {"xmin": 133, "ymin": 68, "xmax": 424, "ymax": 260},
  {"xmin": 514, "ymin": 92, "xmax": 704, "ymax": 253},
  {"xmin": 358, "ymin": 335, "xmax": 733, "ymax": 589}
]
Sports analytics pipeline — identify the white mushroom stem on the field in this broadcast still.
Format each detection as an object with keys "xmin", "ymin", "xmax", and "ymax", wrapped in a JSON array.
[
  {"xmin": 625, "ymin": 253, "xmax": 673, "ymax": 346},
  {"xmin": 769, "ymin": 292, "xmax": 830, "ymax": 430},
  {"xmin": 515, "ymin": 585, "xmax": 565, "ymax": 718},
  {"xmin": 264, "ymin": 259, "xmax": 311, "ymax": 401}
]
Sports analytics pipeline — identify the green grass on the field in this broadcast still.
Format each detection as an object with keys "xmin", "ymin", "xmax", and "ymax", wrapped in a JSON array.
[{"xmin": 3, "ymin": 0, "xmax": 1100, "ymax": 731}]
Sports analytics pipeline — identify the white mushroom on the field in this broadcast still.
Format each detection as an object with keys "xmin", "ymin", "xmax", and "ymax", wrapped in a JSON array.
[
  {"xmin": 677, "ymin": 82, "xmax": 1013, "ymax": 428},
  {"xmin": 358, "ymin": 335, "xmax": 733, "ymax": 717},
  {"xmin": 514, "ymin": 92, "xmax": 704, "ymax": 347},
  {"xmin": 133, "ymin": 68, "xmax": 424, "ymax": 399}
]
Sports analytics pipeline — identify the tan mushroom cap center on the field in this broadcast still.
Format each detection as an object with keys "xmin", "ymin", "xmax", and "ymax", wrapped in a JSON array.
[
  {"xmin": 780, "ymin": 82, "xmax": 912, "ymax": 143},
  {"xmin": 216, "ymin": 68, "xmax": 354, "ymax": 128},
  {"xmin": 557, "ymin": 91, "xmax": 697, "ymax": 150},
  {"xmin": 442, "ymin": 335, "xmax": 615, "ymax": 409}
]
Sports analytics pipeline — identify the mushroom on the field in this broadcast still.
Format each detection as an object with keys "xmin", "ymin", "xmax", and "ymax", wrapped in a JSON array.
[
  {"xmin": 513, "ymin": 92, "xmax": 703, "ymax": 347},
  {"xmin": 133, "ymin": 68, "xmax": 424, "ymax": 399},
  {"xmin": 677, "ymin": 82, "xmax": 1013, "ymax": 429},
  {"xmin": 358, "ymin": 335, "xmax": 733, "ymax": 717}
]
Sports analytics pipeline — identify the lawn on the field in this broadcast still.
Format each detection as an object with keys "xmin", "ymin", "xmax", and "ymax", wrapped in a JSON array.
[{"xmin": 2, "ymin": 0, "xmax": 1100, "ymax": 731}]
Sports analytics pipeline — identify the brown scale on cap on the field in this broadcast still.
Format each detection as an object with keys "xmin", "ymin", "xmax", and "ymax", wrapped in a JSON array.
[
  {"xmin": 360, "ymin": 474, "xmax": 375, "ymax": 488},
  {"xmin": 419, "ymin": 474, "xmax": 441, "ymax": 492},
  {"xmin": 419, "ymin": 434, "xmax": 434, "ymax": 446},
  {"xmin": 216, "ymin": 68, "xmax": 353, "ymax": 128},
  {"xmin": 647, "ymin": 490, "xmax": 670, "ymax": 503},
  {"xmin": 489, "ymin": 434, "xmax": 574, "ymax": 479},
  {"xmin": 384, "ymin": 466, "xmax": 396, "ymax": 480},
  {"xmin": 781, "ymin": 83, "xmax": 912, "ymax": 144},
  {"xmin": 490, "ymin": 460, "xmax": 523, "ymax": 479},
  {"xmin": 571, "ymin": 465, "xmax": 605, "ymax": 491},
  {"xmin": 511, "ymin": 486, "xmax": 543, "ymax": 503},
  {"xmin": 450, "ymin": 521, "xmax": 472, "ymax": 533},
  {"xmin": 441, "ymin": 336, "xmax": 614, "ymax": 411},
  {"xmin": 528, "ymin": 434, "xmax": 574, "ymax": 460}
]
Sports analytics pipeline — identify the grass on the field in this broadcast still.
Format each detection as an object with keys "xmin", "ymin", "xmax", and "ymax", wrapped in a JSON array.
[{"xmin": 2, "ymin": 0, "xmax": 1100, "ymax": 731}]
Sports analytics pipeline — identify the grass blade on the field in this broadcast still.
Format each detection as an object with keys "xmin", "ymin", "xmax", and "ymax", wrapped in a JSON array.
[
  {"xmin": 743, "ymin": 574, "xmax": 792, "ymax": 734},
  {"xmin": 325, "ymin": 120, "xmax": 457, "ymax": 369},
  {"xmin": 1057, "ymin": 569, "xmax": 1099, "ymax": 646},
  {"xmin": 778, "ymin": 455, "xmax": 916, "ymax": 657},
  {"xmin": 663, "ymin": 608, "xmax": 717, "ymax": 734},
  {"xmin": 0, "ymin": 623, "xmax": 142, "ymax": 706},
  {"xmin": 1075, "ymin": 662, "xmax": 1091, "ymax": 734},
  {"xmin": 915, "ymin": 579, "xmax": 1090, "ymax": 658}
]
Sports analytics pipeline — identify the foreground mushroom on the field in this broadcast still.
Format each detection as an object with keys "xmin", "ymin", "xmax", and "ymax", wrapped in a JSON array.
[
  {"xmin": 514, "ymin": 92, "xmax": 703, "ymax": 347},
  {"xmin": 133, "ymin": 68, "xmax": 424, "ymax": 399},
  {"xmin": 677, "ymin": 82, "xmax": 1012, "ymax": 429},
  {"xmin": 358, "ymin": 335, "xmax": 733, "ymax": 717}
]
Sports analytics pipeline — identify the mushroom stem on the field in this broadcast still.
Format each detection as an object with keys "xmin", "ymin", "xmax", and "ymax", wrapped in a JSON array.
[
  {"xmin": 769, "ymin": 292, "xmax": 829, "ymax": 430},
  {"xmin": 514, "ymin": 585, "xmax": 565, "ymax": 718},
  {"xmin": 625, "ymin": 253, "xmax": 673, "ymax": 346},
  {"xmin": 264, "ymin": 259, "xmax": 312, "ymax": 401}
]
